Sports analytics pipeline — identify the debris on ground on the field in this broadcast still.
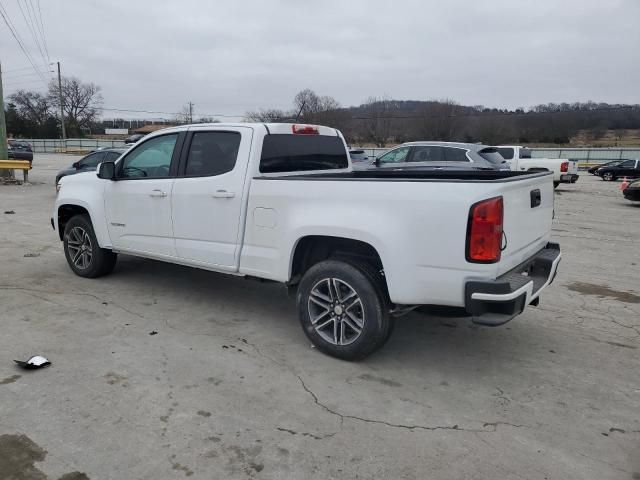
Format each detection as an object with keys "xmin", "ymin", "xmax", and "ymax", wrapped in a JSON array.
[
  {"xmin": 4, "ymin": 210, "xmax": 15, "ymax": 214},
  {"xmin": 14, "ymin": 356, "xmax": 51, "ymax": 369},
  {"xmin": 23, "ymin": 253, "xmax": 40, "ymax": 258},
  {"xmin": 149, "ymin": 331, "xmax": 158, "ymax": 336}
]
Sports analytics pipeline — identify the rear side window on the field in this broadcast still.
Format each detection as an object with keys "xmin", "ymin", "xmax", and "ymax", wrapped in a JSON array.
[
  {"xmin": 445, "ymin": 148, "xmax": 469, "ymax": 162},
  {"xmin": 497, "ymin": 147, "xmax": 514, "ymax": 160},
  {"xmin": 519, "ymin": 148, "xmax": 532, "ymax": 159},
  {"xmin": 185, "ymin": 131, "xmax": 241, "ymax": 176},
  {"xmin": 260, "ymin": 135, "xmax": 348, "ymax": 173}
]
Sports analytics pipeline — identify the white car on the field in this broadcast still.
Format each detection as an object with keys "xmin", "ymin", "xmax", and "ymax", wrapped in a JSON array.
[
  {"xmin": 496, "ymin": 146, "xmax": 579, "ymax": 188},
  {"xmin": 53, "ymin": 123, "xmax": 561, "ymax": 360}
]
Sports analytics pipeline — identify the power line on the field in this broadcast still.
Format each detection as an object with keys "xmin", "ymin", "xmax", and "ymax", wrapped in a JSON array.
[
  {"xmin": 24, "ymin": 0, "xmax": 49, "ymax": 65},
  {"xmin": 3, "ymin": 69, "xmax": 53, "ymax": 79},
  {"xmin": 2, "ymin": 63, "xmax": 50, "ymax": 73},
  {"xmin": 15, "ymin": 0, "xmax": 48, "ymax": 68},
  {"xmin": 33, "ymin": 0, "xmax": 49, "ymax": 63},
  {"xmin": 0, "ymin": 1, "xmax": 48, "ymax": 85}
]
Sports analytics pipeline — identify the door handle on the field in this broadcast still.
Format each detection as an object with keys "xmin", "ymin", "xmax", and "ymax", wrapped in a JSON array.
[
  {"xmin": 149, "ymin": 189, "xmax": 167, "ymax": 197},
  {"xmin": 211, "ymin": 190, "xmax": 235, "ymax": 198}
]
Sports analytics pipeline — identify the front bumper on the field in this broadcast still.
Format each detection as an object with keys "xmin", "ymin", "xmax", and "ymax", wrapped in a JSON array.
[
  {"xmin": 560, "ymin": 174, "xmax": 579, "ymax": 183},
  {"xmin": 465, "ymin": 242, "xmax": 561, "ymax": 326}
]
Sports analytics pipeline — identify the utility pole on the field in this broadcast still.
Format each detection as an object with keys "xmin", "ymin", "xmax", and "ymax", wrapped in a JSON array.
[
  {"xmin": 188, "ymin": 102, "xmax": 193, "ymax": 123},
  {"xmin": 0, "ymin": 62, "xmax": 8, "ymax": 161},
  {"xmin": 56, "ymin": 62, "xmax": 66, "ymax": 141}
]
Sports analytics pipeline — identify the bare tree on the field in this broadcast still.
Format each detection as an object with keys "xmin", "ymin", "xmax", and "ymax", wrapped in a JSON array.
[
  {"xmin": 8, "ymin": 90, "xmax": 52, "ymax": 128},
  {"xmin": 244, "ymin": 108, "xmax": 289, "ymax": 122},
  {"xmin": 48, "ymin": 77, "xmax": 103, "ymax": 136},
  {"xmin": 360, "ymin": 96, "xmax": 394, "ymax": 147}
]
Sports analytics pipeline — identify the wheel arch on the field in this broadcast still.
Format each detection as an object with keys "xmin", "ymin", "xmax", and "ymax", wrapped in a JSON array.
[{"xmin": 289, "ymin": 235, "xmax": 387, "ymax": 290}]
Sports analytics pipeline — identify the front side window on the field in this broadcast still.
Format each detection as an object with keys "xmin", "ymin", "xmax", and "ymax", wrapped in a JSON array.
[
  {"xmin": 185, "ymin": 131, "xmax": 241, "ymax": 176},
  {"xmin": 497, "ymin": 147, "xmax": 514, "ymax": 160},
  {"xmin": 105, "ymin": 151, "xmax": 123, "ymax": 162},
  {"xmin": 378, "ymin": 146, "xmax": 410, "ymax": 164},
  {"xmin": 79, "ymin": 152, "xmax": 105, "ymax": 168},
  {"xmin": 119, "ymin": 134, "xmax": 178, "ymax": 178}
]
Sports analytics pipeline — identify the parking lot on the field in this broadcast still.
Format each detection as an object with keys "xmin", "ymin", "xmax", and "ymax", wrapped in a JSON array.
[{"xmin": 1, "ymin": 154, "xmax": 639, "ymax": 479}]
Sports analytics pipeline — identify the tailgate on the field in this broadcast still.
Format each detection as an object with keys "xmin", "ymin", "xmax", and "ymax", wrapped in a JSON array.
[
  {"xmin": 496, "ymin": 173, "xmax": 554, "ymax": 276},
  {"xmin": 567, "ymin": 160, "xmax": 579, "ymax": 174}
]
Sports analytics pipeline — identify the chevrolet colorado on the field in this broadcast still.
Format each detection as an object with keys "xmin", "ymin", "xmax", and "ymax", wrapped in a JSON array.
[{"xmin": 53, "ymin": 123, "xmax": 561, "ymax": 360}]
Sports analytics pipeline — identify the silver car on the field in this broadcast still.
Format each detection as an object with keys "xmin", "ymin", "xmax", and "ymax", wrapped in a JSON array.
[{"xmin": 372, "ymin": 141, "xmax": 508, "ymax": 171}]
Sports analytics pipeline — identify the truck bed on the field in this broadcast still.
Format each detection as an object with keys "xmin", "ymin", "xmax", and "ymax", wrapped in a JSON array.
[{"xmin": 260, "ymin": 169, "xmax": 551, "ymax": 182}]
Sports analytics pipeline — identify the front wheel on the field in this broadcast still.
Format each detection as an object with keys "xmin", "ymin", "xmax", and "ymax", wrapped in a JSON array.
[
  {"xmin": 602, "ymin": 172, "xmax": 615, "ymax": 181},
  {"xmin": 297, "ymin": 259, "xmax": 392, "ymax": 360},
  {"xmin": 63, "ymin": 215, "xmax": 117, "ymax": 278}
]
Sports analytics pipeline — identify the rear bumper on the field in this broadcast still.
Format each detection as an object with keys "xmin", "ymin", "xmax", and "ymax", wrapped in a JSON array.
[
  {"xmin": 465, "ymin": 242, "xmax": 561, "ymax": 326},
  {"xmin": 560, "ymin": 174, "xmax": 579, "ymax": 183}
]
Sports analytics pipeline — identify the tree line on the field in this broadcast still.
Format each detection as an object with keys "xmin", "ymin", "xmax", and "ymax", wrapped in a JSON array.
[
  {"xmin": 247, "ymin": 90, "xmax": 640, "ymax": 146},
  {"xmin": 6, "ymin": 81, "xmax": 640, "ymax": 145}
]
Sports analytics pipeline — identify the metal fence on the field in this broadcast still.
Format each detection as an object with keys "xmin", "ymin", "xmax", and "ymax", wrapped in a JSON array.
[{"xmin": 20, "ymin": 138, "xmax": 126, "ymax": 153}]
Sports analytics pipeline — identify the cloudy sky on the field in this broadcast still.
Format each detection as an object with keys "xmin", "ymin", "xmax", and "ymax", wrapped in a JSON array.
[{"xmin": 2, "ymin": 0, "xmax": 638, "ymax": 120}]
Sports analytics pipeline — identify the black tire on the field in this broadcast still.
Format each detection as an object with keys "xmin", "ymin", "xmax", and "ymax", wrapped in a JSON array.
[
  {"xmin": 63, "ymin": 214, "xmax": 117, "ymax": 278},
  {"xmin": 297, "ymin": 259, "xmax": 392, "ymax": 361},
  {"xmin": 602, "ymin": 172, "xmax": 615, "ymax": 181}
]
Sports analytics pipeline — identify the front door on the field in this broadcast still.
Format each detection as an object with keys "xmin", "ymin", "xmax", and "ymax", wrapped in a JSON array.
[
  {"xmin": 171, "ymin": 127, "xmax": 252, "ymax": 270},
  {"xmin": 104, "ymin": 133, "xmax": 181, "ymax": 258}
]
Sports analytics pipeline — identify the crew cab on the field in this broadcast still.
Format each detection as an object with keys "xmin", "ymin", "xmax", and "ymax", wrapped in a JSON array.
[
  {"xmin": 53, "ymin": 123, "xmax": 561, "ymax": 360},
  {"xmin": 496, "ymin": 146, "xmax": 579, "ymax": 188}
]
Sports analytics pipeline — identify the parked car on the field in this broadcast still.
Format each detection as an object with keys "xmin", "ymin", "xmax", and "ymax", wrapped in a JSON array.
[
  {"xmin": 55, "ymin": 148, "xmax": 126, "ymax": 191},
  {"xmin": 588, "ymin": 160, "xmax": 623, "ymax": 175},
  {"xmin": 598, "ymin": 159, "xmax": 640, "ymax": 181},
  {"xmin": 622, "ymin": 178, "xmax": 640, "ymax": 202},
  {"xmin": 371, "ymin": 142, "xmax": 508, "ymax": 171},
  {"xmin": 124, "ymin": 133, "xmax": 146, "ymax": 145},
  {"xmin": 496, "ymin": 146, "xmax": 579, "ymax": 188},
  {"xmin": 349, "ymin": 149, "xmax": 374, "ymax": 169},
  {"xmin": 7, "ymin": 140, "xmax": 34, "ymax": 162},
  {"xmin": 53, "ymin": 123, "xmax": 560, "ymax": 360}
]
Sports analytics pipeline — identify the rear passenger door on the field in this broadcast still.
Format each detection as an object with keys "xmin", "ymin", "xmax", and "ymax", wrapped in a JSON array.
[{"xmin": 171, "ymin": 127, "xmax": 253, "ymax": 269}]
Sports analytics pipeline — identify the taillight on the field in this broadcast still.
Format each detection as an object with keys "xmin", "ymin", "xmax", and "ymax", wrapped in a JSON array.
[
  {"xmin": 292, "ymin": 124, "xmax": 319, "ymax": 135},
  {"xmin": 560, "ymin": 161, "xmax": 568, "ymax": 172},
  {"xmin": 466, "ymin": 196, "xmax": 503, "ymax": 263}
]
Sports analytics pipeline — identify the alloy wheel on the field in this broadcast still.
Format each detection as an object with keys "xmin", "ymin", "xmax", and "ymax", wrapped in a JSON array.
[
  {"xmin": 307, "ymin": 278, "xmax": 365, "ymax": 345},
  {"xmin": 67, "ymin": 226, "xmax": 93, "ymax": 270}
]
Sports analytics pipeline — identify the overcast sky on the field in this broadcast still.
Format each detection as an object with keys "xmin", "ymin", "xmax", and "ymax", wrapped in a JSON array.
[{"xmin": 2, "ymin": 0, "xmax": 639, "ymax": 120}]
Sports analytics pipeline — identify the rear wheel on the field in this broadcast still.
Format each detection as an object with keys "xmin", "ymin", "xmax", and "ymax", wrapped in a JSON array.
[
  {"xmin": 63, "ymin": 215, "xmax": 117, "ymax": 278},
  {"xmin": 602, "ymin": 172, "xmax": 615, "ymax": 181},
  {"xmin": 297, "ymin": 259, "xmax": 392, "ymax": 360}
]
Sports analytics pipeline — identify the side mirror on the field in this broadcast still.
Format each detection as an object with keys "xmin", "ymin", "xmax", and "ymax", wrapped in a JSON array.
[
  {"xmin": 97, "ymin": 161, "xmax": 116, "ymax": 180},
  {"xmin": 72, "ymin": 161, "xmax": 80, "ymax": 169},
  {"xmin": 374, "ymin": 157, "xmax": 381, "ymax": 167}
]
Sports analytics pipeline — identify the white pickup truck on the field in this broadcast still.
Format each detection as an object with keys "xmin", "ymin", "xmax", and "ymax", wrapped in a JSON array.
[
  {"xmin": 53, "ymin": 123, "xmax": 561, "ymax": 360},
  {"xmin": 496, "ymin": 146, "xmax": 579, "ymax": 188}
]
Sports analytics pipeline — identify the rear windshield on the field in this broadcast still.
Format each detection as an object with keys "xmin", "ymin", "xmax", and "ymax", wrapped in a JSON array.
[
  {"xmin": 478, "ymin": 147, "xmax": 506, "ymax": 165},
  {"xmin": 260, "ymin": 134, "xmax": 348, "ymax": 173}
]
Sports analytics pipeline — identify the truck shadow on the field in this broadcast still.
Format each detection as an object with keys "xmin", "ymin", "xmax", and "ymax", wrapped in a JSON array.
[{"xmin": 108, "ymin": 255, "xmax": 548, "ymax": 369}]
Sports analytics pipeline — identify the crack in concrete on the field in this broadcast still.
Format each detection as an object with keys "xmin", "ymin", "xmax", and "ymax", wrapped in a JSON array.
[
  {"xmin": 296, "ymin": 375, "xmax": 525, "ymax": 434},
  {"xmin": 0, "ymin": 285, "xmax": 145, "ymax": 319}
]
